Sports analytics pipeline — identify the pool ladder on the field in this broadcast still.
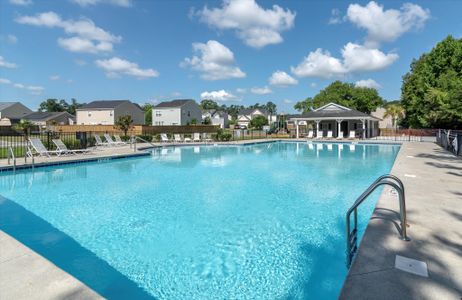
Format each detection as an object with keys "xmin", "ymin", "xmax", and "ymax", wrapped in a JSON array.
[
  {"xmin": 346, "ymin": 174, "xmax": 410, "ymax": 268},
  {"xmin": 7, "ymin": 146, "xmax": 16, "ymax": 171}
]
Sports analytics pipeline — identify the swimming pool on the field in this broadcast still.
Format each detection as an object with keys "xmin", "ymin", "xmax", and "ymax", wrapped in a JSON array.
[{"xmin": 0, "ymin": 141, "xmax": 400, "ymax": 299}]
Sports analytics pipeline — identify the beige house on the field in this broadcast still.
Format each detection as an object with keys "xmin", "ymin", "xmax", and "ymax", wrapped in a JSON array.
[
  {"xmin": 372, "ymin": 107, "xmax": 395, "ymax": 129},
  {"xmin": 152, "ymin": 99, "xmax": 202, "ymax": 125},
  {"xmin": 76, "ymin": 100, "xmax": 144, "ymax": 125},
  {"xmin": 0, "ymin": 102, "xmax": 32, "ymax": 124}
]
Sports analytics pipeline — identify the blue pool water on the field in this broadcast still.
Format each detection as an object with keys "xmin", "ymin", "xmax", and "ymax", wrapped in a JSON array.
[{"xmin": 0, "ymin": 142, "xmax": 400, "ymax": 299}]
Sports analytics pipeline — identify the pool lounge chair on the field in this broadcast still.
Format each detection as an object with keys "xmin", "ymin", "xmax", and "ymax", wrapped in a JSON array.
[
  {"xmin": 161, "ymin": 134, "xmax": 171, "ymax": 143},
  {"xmin": 104, "ymin": 134, "xmax": 124, "ymax": 146},
  {"xmin": 306, "ymin": 130, "xmax": 314, "ymax": 139},
  {"xmin": 94, "ymin": 135, "xmax": 109, "ymax": 147},
  {"xmin": 348, "ymin": 130, "xmax": 356, "ymax": 139},
  {"xmin": 315, "ymin": 131, "xmax": 323, "ymax": 139},
  {"xmin": 326, "ymin": 131, "xmax": 333, "ymax": 139},
  {"xmin": 174, "ymin": 134, "xmax": 183, "ymax": 143},
  {"xmin": 29, "ymin": 138, "xmax": 60, "ymax": 157},
  {"xmin": 202, "ymin": 133, "xmax": 213, "ymax": 143},
  {"xmin": 114, "ymin": 135, "xmax": 127, "ymax": 145},
  {"xmin": 193, "ymin": 133, "xmax": 201, "ymax": 143},
  {"xmin": 52, "ymin": 139, "xmax": 90, "ymax": 156}
]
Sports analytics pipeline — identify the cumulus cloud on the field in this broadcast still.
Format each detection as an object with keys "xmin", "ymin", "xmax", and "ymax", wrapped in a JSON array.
[
  {"xmin": 268, "ymin": 70, "xmax": 298, "ymax": 87},
  {"xmin": 0, "ymin": 77, "xmax": 44, "ymax": 95},
  {"xmin": 71, "ymin": 0, "xmax": 131, "ymax": 7},
  {"xmin": 250, "ymin": 86, "xmax": 272, "ymax": 95},
  {"xmin": 236, "ymin": 88, "xmax": 246, "ymax": 94},
  {"xmin": 328, "ymin": 8, "xmax": 343, "ymax": 24},
  {"xmin": 291, "ymin": 43, "xmax": 398, "ymax": 78},
  {"xmin": 49, "ymin": 75, "xmax": 60, "ymax": 80},
  {"xmin": 355, "ymin": 78, "xmax": 381, "ymax": 89},
  {"xmin": 9, "ymin": 0, "xmax": 33, "ymax": 5},
  {"xmin": 16, "ymin": 11, "xmax": 121, "ymax": 54},
  {"xmin": 194, "ymin": 0, "xmax": 295, "ymax": 48},
  {"xmin": 200, "ymin": 90, "xmax": 238, "ymax": 102},
  {"xmin": 0, "ymin": 56, "xmax": 17, "ymax": 69},
  {"xmin": 95, "ymin": 57, "xmax": 159, "ymax": 79},
  {"xmin": 181, "ymin": 40, "xmax": 246, "ymax": 80},
  {"xmin": 347, "ymin": 1, "xmax": 430, "ymax": 47}
]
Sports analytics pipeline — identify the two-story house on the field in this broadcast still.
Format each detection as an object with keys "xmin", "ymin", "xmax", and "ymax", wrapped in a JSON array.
[
  {"xmin": 237, "ymin": 108, "xmax": 275, "ymax": 128},
  {"xmin": 152, "ymin": 99, "xmax": 202, "ymax": 125},
  {"xmin": 76, "ymin": 100, "xmax": 144, "ymax": 125},
  {"xmin": 201, "ymin": 109, "xmax": 229, "ymax": 128}
]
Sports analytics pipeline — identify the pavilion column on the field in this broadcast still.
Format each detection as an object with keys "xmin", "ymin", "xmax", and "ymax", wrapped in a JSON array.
[
  {"xmin": 296, "ymin": 120, "xmax": 300, "ymax": 139},
  {"xmin": 361, "ymin": 119, "xmax": 366, "ymax": 139},
  {"xmin": 336, "ymin": 119, "xmax": 343, "ymax": 138},
  {"xmin": 315, "ymin": 120, "xmax": 320, "ymax": 137}
]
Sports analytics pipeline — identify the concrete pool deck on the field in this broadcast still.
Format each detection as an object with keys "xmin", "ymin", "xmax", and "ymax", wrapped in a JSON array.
[
  {"xmin": 340, "ymin": 142, "xmax": 462, "ymax": 299},
  {"xmin": 0, "ymin": 140, "xmax": 460, "ymax": 299}
]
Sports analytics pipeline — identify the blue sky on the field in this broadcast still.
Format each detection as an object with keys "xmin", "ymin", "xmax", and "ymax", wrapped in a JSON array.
[{"xmin": 1, "ymin": 0, "xmax": 461, "ymax": 113}]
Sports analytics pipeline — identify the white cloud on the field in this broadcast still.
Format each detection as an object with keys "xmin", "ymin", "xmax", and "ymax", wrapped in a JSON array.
[
  {"xmin": 347, "ymin": 1, "xmax": 430, "ymax": 47},
  {"xmin": 328, "ymin": 8, "xmax": 343, "ymax": 25},
  {"xmin": 200, "ymin": 90, "xmax": 238, "ymax": 102},
  {"xmin": 58, "ymin": 37, "xmax": 113, "ymax": 53},
  {"xmin": 95, "ymin": 57, "xmax": 159, "ymax": 79},
  {"xmin": 0, "ymin": 56, "xmax": 17, "ymax": 69},
  {"xmin": 236, "ymin": 88, "xmax": 246, "ymax": 93},
  {"xmin": 195, "ymin": 0, "xmax": 295, "ymax": 48},
  {"xmin": 291, "ymin": 43, "xmax": 398, "ymax": 78},
  {"xmin": 283, "ymin": 99, "xmax": 292, "ymax": 104},
  {"xmin": 7, "ymin": 34, "xmax": 18, "ymax": 44},
  {"xmin": 268, "ymin": 71, "xmax": 298, "ymax": 87},
  {"xmin": 181, "ymin": 40, "xmax": 246, "ymax": 80},
  {"xmin": 0, "ymin": 77, "xmax": 44, "ymax": 95},
  {"xmin": 16, "ymin": 11, "xmax": 121, "ymax": 54},
  {"xmin": 9, "ymin": 0, "xmax": 33, "ymax": 6},
  {"xmin": 355, "ymin": 78, "xmax": 381, "ymax": 89},
  {"xmin": 71, "ymin": 0, "xmax": 131, "ymax": 7},
  {"xmin": 250, "ymin": 86, "xmax": 272, "ymax": 95},
  {"xmin": 75, "ymin": 59, "xmax": 87, "ymax": 66},
  {"xmin": 49, "ymin": 75, "xmax": 60, "ymax": 80}
]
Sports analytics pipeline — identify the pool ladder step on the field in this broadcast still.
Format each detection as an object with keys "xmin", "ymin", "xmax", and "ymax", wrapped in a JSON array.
[{"xmin": 346, "ymin": 174, "xmax": 410, "ymax": 268}]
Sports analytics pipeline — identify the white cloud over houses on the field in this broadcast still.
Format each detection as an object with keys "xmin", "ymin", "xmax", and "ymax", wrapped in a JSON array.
[
  {"xmin": 195, "ymin": 0, "xmax": 295, "ymax": 48},
  {"xmin": 268, "ymin": 71, "xmax": 298, "ymax": 87},
  {"xmin": 250, "ymin": 86, "xmax": 272, "ymax": 95},
  {"xmin": 9, "ymin": 0, "xmax": 33, "ymax": 6},
  {"xmin": 16, "ymin": 11, "xmax": 121, "ymax": 54},
  {"xmin": 0, "ymin": 56, "xmax": 17, "ymax": 69},
  {"xmin": 95, "ymin": 57, "xmax": 159, "ymax": 79},
  {"xmin": 355, "ymin": 78, "xmax": 381, "ymax": 89},
  {"xmin": 71, "ymin": 0, "xmax": 131, "ymax": 7},
  {"xmin": 291, "ymin": 43, "xmax": 398, "ymax": 78},
  {"xmin": 0, "ymin": 77, "xmax": 44, "ymax": 95},
  {"xmin": 181, "ymin": 40, "xmax": 246, "ymax": 80},
  {"xmin": 347, "ymin": 1, "xmax": 430, "ymax": 47},
  {"xmin": 200, "ymin": 90, "xmax": 238, "ymax": 102}
]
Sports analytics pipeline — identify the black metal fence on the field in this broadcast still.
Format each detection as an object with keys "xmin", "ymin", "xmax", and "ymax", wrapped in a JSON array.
[{"xmin": 436, "ymin": 129, "xmax": 462, "ymax": 157}]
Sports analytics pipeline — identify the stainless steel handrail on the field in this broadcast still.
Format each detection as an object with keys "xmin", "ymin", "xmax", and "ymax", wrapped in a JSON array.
[
  {"xmin": 7, "ymin": 146, "xmax": 16, "ymax": 171},
  {"xmin": 130, "ymin": 135, "xmax": 157, "ymax": 152},
  {"xmin": 346, "ymin": 174, "xmax": 410, "ymax": 268}
]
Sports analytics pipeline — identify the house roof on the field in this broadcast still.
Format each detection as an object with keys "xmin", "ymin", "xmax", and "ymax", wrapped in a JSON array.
[
  {"xmin": 24, "ymin": 111, "xmax": 75, "ymax": 122},
  {"xmin": 0, "ymin": 102, "xmax": 18, "ymax": 111},
  {"xmin": 290, "ymin": 102, "xmax": 380, "ymax": 121},
  {"xmin": 154, "ymin": 99, "xmax": 194, "ymax": 108},
  {"xmin": 238, "ymin": 108, "xmax": 269, "ymax": 116},
  {"xmin": 79, "ymin": 100, "xmax": 133, "ymax": 110},
  {"xmin": 202, "ymin": 109, "xmax": 228, "ymax": 118}
]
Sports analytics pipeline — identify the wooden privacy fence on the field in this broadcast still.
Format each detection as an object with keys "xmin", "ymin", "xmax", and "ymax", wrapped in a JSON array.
[{"xmin": 50, "ymin": 125, "xmax": 220, "ymax": 135}]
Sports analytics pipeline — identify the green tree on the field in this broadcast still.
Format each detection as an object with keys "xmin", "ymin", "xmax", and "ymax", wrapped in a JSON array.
[
  {"xmin": 114, "ymin": 115, "xmax": 133, "ymax": 136},
  {"xmin": 249, "ymin": 115, "xmax": 268, "ymax": 129},
  {"xmin": 190, "ymin": 118, "xmax": 198, "ymax": 125},
  {"xmin": 203, "ymin": 116, "xmax": 212, "ymax": 125},
  {"xmin": 383, "ymin": 104, "xmax": 405, "ymax": 129},
  {"xmin": 200, "ymin": 99, "xmax": 219, "ymax": 110},
  {"xmin": 13, "ymin": 119, "xmax": 34, "ymax": 139},
  {"xmin": 142, "ymin": 103, "xmax": 154, "ymax": 125},
  {"xmin": 66, "ymin": 98, "xmax": 84, "ymax": 115},
  {"xmin": 401, "ymin": 35, "xmax": 462, "ymax": 128},
  {"xmin": 294, "ymin": 97, "xmax": 314, "ymax": 113},
  {"xmin": 39, "ymin": 99, "xmax": 66, "ymax": 112}
]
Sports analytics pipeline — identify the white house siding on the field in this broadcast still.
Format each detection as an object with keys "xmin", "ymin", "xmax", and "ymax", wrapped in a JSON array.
[
  {"xmin": 113, "ymin": 101, "xmax": 145, "ymax": 125},
  {"xmin": 180, "ymin": 101, "xmax": 202, "ymax": 125},
  {"xmin": 76, "ymin": 109, "xmax": 115, "ymax": 125},
  {"xmin": 152, "ymin": 107, "xmax": 181, "ymax": 125}
]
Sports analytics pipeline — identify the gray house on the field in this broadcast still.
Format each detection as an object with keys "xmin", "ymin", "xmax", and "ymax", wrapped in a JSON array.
[
  {"xmin": 153, "ymin": 99, "xmax": 202, "ymax": 125},
  {"xmin": 24, "ymin": 111, "xmax": 76, "ymax": 127},
  {"xmin": 0, "ymin": 102, "xmax": 33, "ymax": 124},
  {"xmin": 76, "ymin": 100, "xmax": 144, "ymax": 125}
]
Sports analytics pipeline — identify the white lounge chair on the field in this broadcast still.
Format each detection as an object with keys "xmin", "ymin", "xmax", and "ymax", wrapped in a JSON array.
[
  {"xmin": 326, "ymin": 131, "xmax": 333, "ymax": 139},
  {"xmin": 160, "ymin": 134, "xmax": 170, "ymax": 143},
  {"xmin": 306, "ymin": 130, "xmax": 314, "ymax": 139},
  {"xmin": 193, "ymin": 133, "xmax": 201, "ymax": 143},
  {"xmin": 315, "ymin": 130, "xmax": 323, "ymax": 139},
  {"xmin": 29, "ymin": 138, "xmax": 59, "ymax": 157},
  {"xmin": 349, "ymin": 130, "xmax": 356, "ymax": 139},
  {"xmin": 94, "ymin": 135, "xmax": 109, "ymax": 147},
  {"xmin": 114, "ymin": 135, "xmax": 127, "ymax": 145},
  {"xmin": 52, "ymin": 139, "xmax": 90, "ymax": 155},
  {"xmin": 104, "ymin": 134, "xmax": 123, "ymax": 146},
  {"xmin": 184, "ymin": 135, "xmax": 192, "ymax": 142},
  {"xmin": 202, "ymin": 133, "xmax": 213, "ymax": 143},
  {"xmin": 174, "ymin": 134, "xmax": 183, "ymax": 143}
]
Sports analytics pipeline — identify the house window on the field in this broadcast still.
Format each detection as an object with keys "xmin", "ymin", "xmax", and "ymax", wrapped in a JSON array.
[
  {"xmin": 155, "ymin": 111, "xmax": 162, "ymax": 117},
  {"xmin": 88, "ymin": 112, "xmax": 92, "ymax": 117},
  {"xmin": 187, "ymin": 111, "xmax": 191, "ymax": 117},
  {"xmin": 354, "ymin": 123, "xmax": 357, "ymax": 130},
  {"xmin": 110, "ymin": 111, "xmax": 113, "ymax": 116},
  {"xmin": 328, "ymin": 123, "xmax": 332, "ymax": 130}
]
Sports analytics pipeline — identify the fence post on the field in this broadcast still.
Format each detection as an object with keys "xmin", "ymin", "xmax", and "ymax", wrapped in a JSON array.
[{"xmin": 47, "ymin": 131, "xmax": 51, "ymax": 150}]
